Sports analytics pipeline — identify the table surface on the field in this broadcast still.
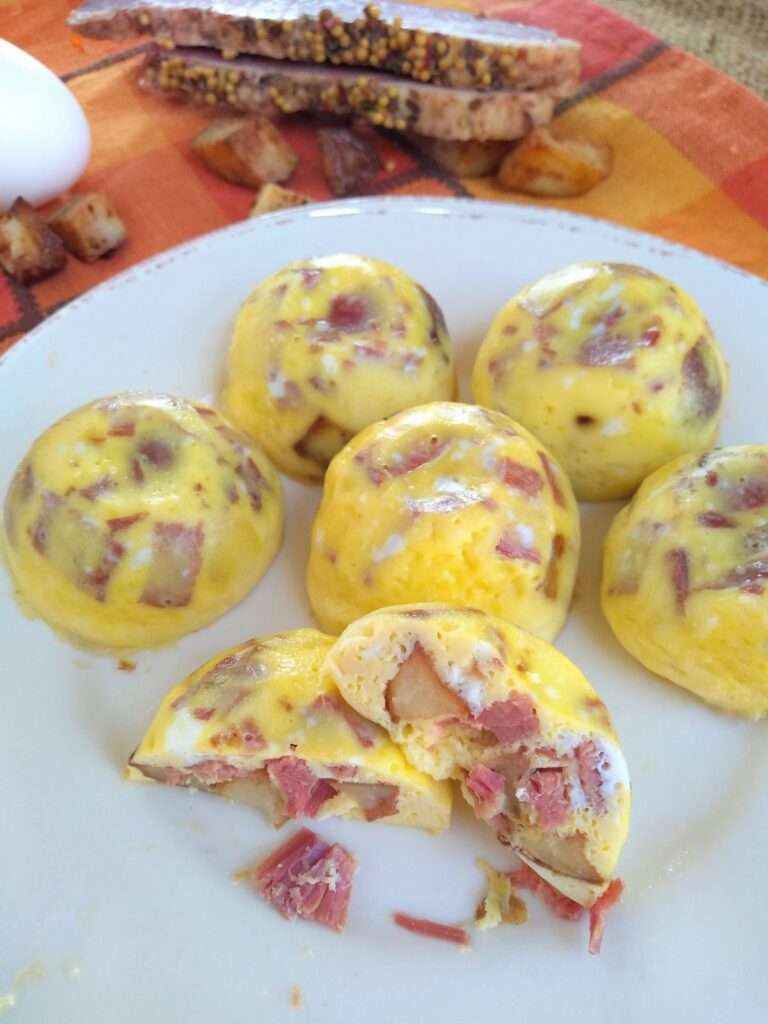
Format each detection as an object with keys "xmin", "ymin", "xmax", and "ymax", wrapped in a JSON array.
[
  {"xmin": 0, "ymin": 0, "xmax": 766, "ymax": 360},
  {"xmin": 599, "ymin": 0, "xmax": 768, "ymax": 100}
]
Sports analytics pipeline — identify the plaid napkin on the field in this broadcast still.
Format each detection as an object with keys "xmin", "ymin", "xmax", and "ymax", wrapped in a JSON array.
[{"xmin": 1, "ymin": 0, "xmax": 766, "ymax": 357}]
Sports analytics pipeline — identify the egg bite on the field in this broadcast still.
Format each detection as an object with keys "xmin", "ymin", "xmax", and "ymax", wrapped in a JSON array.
[
  {"xmin": 2, "ymin": 392, "xmax": 283, "ymax": 650},
  {"xmin": 128, "ymin": 628, "xmax": 452, "ymax": 833},
  {"xmin": 472, "ymin": 261, "xmax": 728, "ymax": 501},
  {"xmin": 323, "ymin": 604, "xmax": 629, "ymax": 906},
  {"xmin": 222, "ymin": 254, "xmax": 455, "ymax": 480},
  {"xmin": 307, "ymin": 402, "xmax": 579, "ymax": 641},
  {"xmin": 602, "ymin": 445, "xmax": 768, "ymax": 717}
]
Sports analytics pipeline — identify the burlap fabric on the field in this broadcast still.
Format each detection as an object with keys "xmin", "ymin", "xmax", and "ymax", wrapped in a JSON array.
[{"xmin": 600, "ymin": 0, "xmax": 768, "ymax": 98}]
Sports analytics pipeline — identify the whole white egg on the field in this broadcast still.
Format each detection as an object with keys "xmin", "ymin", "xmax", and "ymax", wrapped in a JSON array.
[{"xmin": 0, "ymin": 39, "xmax": 92, "ymax": 211}]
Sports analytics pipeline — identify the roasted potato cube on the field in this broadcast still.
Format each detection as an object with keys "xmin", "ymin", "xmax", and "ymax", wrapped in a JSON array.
[
  {"xmin": 249, "ymin": 183, "xmax": 312, "ymax": 216},
  {"xmin": 317, "ymin": 127, "xmax": 380, "ymax": 197},
  {"xmin": 498, "ymin": 128, "xmax": 613, "ymax": 197},
  {"xmin": 48, "ymin": 192, "xmax": 127, "ymax": 262},
  {"xmin": 409, "ymin": 136, "xmax": 510, "ymax": 178},
  {"xmin": 192, "ymin": 117, "xmax": 298, "ymax": 189},
  {"xmin": 0, "ymin": 197, "xmax": 66, "ymax": 284}
]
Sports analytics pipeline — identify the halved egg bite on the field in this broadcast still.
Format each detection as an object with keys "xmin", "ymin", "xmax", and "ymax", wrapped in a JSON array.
[
  {"xmin": 128, "ymin": 628, "xmax": 453, "ymax": 833},
  {"xmin": 323, "ymin": 604, "xmax": 630, "ymax": 906}
]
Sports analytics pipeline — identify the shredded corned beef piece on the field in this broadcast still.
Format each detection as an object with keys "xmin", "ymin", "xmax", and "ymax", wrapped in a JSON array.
[
  {"xmin": 475, "ymin": 693, "xmax": 539, "ymax": 743},
  {"xmin": 506, "ymin": 863, "xmax": 584, "ymax": 921},
  {"xmin": 507, "ymin": 863, "xmax": 624, "ymax": 954},
  {"xmin": 253, "ymin": 827, "xmax": 357, "ymax": 932},
  {"xmin": 574, "ymin": 739, "xmax": 606, "ymax": 812},
  {"xmin": 588, "ymin": 878, "xmax": 624, "ymax": 955},
  {"xmin": 266, "ymin": 756, "xmax": 337, "ymax": 819},
  {"xmin": 393, "ymin": 912, "xmax": 469, "ymax": 945},
  {"xmin": 517, "ymin": 768, "xmax": 571, "ymax": 829},
  {"xmin": 465, "ymin": 763, "xmax": 506, "ymax": 819}
]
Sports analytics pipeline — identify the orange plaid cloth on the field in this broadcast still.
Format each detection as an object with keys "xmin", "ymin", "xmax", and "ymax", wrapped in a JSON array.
[{"xmin": 1, "ymin": 0, "xmax": 767, "ymax": 357}]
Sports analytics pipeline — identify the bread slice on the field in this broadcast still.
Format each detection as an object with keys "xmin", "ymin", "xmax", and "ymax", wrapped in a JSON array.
[
  {"xmin": 70, "ymin": 0, "xmax": 581, "ymax": 96},
  {"xmin": 145, "ymin": 48, "xmax": 555, "ymax": 142}
]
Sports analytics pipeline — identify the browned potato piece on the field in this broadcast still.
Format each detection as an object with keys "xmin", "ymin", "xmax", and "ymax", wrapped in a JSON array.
[
  {"xmin": 249, "ymin": 183, "xmax": 312, "ymax": 216},
  {"xmin": 498, "ymin": 128, "xmax": 612, "ymax": 197},
  {"xmin": 48, "ymin": 192, "xmax": 127, "ymax": 262},
  {"xmin": 192, "ymin": 117, "xmax": 298, "ymax": 189},
  {"xmin": 0, "ymin": 197, "xmax": 66, "ymax": 284},
  {"xmin": 317, "ymin": 126, "xmax": 380, "ymax": 197},
  {"xmin": 409, "ymin": 135, "xmax": 510, "ymax": 178}
]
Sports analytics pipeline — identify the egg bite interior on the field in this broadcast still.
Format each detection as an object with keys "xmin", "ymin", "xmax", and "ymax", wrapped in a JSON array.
[{"xmin": 323, "ymin": 605, "xmax": 631, "ymax": 905}]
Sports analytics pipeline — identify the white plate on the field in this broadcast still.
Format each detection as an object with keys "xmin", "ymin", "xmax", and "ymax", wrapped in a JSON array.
[{"xmin": 2, "ymin": 198, "xmax": 767, "ymax": 1024}]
